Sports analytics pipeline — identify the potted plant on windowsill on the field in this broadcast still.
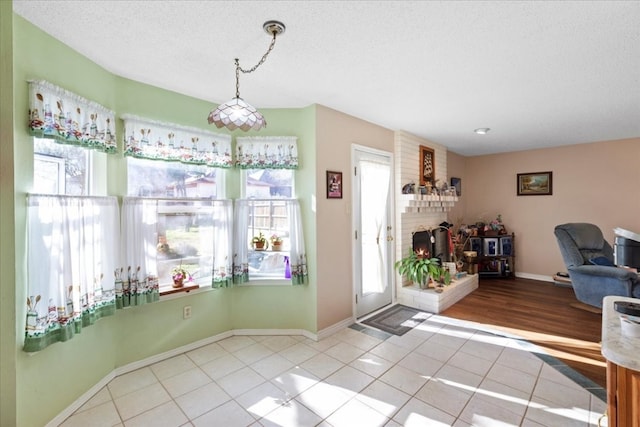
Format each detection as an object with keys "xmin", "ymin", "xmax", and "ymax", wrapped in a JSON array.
[
  {"xmin": 171, "ymin": 265, "xmax": 191, "ymax": 288},
  {"xmin": 252, "ymin": 232, "xmax": 268, "ymax": 251},
  {"xmin": 270, "ymin": 234, "xmax": 283, "ymax": 251},
  {"xmin": 394, "ymin": 249, "xmax": 443, "ymax": 289}
]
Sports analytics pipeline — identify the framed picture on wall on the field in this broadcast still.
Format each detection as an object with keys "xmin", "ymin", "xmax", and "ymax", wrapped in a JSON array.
[
  {"xmin": 450, "ymin": 177, "xmax": 461, "ymax": 196},
  {"xmin": 517, "ymin": 171, "xmax": 553, "ymax": 196},
  {"xmin": 419, "ymin": 145, "xmax": 435, "ymax": 186},
  {"xmin": 326, "ymin": 170, "xmax": 343, "ymax": 199}
]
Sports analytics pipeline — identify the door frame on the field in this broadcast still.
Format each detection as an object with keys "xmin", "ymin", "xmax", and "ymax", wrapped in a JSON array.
[{"xmin": 351, "ymin": 143, "xmax": 396, "ymax": 319}]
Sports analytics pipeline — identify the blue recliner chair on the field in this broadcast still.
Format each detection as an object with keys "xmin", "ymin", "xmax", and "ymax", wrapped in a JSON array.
[{"xmin": 554, "ymin": 223, "xmax": 640, "ymax": 309}]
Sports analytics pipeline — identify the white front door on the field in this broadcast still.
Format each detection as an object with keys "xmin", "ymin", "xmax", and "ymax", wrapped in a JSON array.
[{"xmin": 353, "ymin": 145, "xmax": 394, "ymax": 318}]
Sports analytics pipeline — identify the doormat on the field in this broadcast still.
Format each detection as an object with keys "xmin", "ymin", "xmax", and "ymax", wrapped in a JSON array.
[{"xmin": 361, "ymin": 304, "xmax": 430, "ymax": 336}]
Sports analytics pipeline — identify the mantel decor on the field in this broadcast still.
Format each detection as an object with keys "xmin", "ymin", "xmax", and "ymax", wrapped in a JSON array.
[
  {"xmin": 419, "ymin": 145, "xmax": 436, "ymax": 186},
  {"xmin": 517, "ymin": 171, "xmax": 553, "ymax": 196}
]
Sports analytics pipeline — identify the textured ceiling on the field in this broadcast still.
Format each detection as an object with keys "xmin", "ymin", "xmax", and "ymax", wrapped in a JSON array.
[{"xmin": 12, "ymin": 1, "xmax": 640, "ymax": 156}]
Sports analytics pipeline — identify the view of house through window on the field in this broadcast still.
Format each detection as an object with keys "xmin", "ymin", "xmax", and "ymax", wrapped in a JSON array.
[
  {"xmin": 33, "ymin": 138, "xmax": 90, "ymax": 195},
  {"xmin": 127, "ymin": 157, "xmax": 224, "ymax": 198},
  {"xmin": 244, "ymin": 169, "xmax": 295, "ymax": 280}
]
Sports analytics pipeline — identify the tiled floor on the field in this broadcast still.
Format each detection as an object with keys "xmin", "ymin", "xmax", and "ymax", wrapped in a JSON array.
[{"xmin": 60, "ymin": 312, "xmax": 607, "ymax": 427}]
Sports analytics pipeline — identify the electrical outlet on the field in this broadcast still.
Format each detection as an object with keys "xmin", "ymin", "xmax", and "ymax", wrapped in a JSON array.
[{"xmin": 183, "ymin": 305, "xmax": 192, "ymax": 319}]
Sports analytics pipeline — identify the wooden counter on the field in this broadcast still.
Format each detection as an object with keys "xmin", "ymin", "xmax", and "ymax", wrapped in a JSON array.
[{"xmin": 602, "ymin": 295, "xmax": 640, "ymax": 427}]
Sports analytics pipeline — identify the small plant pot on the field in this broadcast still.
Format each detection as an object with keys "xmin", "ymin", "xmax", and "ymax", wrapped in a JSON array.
[
  {"xmin": 272, "ymin": 243, "xmax": 282, "ymax": 251},
  {"xmin": 172, "ymin": 278, "xmax": 184, "ymax": 288}
]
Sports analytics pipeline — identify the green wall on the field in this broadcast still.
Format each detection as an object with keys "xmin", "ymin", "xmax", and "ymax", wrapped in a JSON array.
[{"xmin": 10, "ymin": 14, "xmax": 318, "ymax": 426}]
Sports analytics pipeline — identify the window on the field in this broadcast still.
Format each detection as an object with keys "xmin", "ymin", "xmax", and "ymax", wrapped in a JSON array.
[
  {"xmin": 127, "ymin": 157, "xmax": 224, "ymax": 198},
  {"xmin": 33, "ymin": 138, "xmax": 90, "ymax": 195},
  {"xmin": 239, "ymin": 169, "xmax": 295, "ymax": 281}
]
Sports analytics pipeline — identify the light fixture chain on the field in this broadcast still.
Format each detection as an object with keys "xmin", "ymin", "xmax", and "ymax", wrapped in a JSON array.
[{"xmin": 238, "ymin": 32, "xmax": 278, "ymax": 75}]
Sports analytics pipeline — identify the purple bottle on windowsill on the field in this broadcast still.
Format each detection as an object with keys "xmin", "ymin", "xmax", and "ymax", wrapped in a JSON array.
[{"xmin": 284, "ymin": 256, "xmax": 291, "ymax": 279}]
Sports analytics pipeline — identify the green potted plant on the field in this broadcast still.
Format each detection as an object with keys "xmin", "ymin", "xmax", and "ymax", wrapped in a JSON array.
[
  {"xmin": 252, "ymin": 232, "xmax": 268, "ymax": 250},
  {"xmin": 270, "ymin": 233, "xmax": 283, "ymax": 251},
  {"xmin": 394, "ymin": 249, "xmax": 442, "ymax": 289},
  {"xmin": 171, "ymin": 264, "xmax": 191, "ymax": 288}
]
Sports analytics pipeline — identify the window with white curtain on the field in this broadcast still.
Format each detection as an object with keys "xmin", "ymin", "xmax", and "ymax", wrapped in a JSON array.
[{"xmin": 33, "ymin": 138, "xmax": 91, "ymax": 195}]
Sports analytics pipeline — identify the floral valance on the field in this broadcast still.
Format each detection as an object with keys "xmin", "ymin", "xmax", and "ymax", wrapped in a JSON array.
[
  {"xmin": 123, "ymin": 115, "xmax": 233, "ymax": 168},
  {"xmin": 28, "ymin": 80, "xmax": 117, "ymax": 153},
  {"xmin": 236, "ymin": 136, "xmax": 299, "ymax": 169}
]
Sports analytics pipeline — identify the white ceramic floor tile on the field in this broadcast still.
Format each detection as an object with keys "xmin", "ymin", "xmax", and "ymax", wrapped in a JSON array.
[
  {"xmin": 259, "ymin": 397, "xmax": 323, "ymax": 427},
  {"xmin": 349, "ymin": 352, "xmax": 394, "ymax": 378},
  {"xmin": 123, "ymin": 401, "xmax": 188, "ymax": 427},
  {"xmin": 538, "ymin": 363, "xmax": 585, "ymax": 389},
  {"xmin": 232, "ymin": 342, "xmax": 275, "ymax": 365},
  {"xmin": 174, "ymin": 381, "xmax": 231, "ymax": 420},
  {"xmin": 414, "ymin": 378, "xmax": 474, "ymax": 418},
  {"xmin": 474, "ymin": 378, "xmax": 532, "ymax": 419},
  {"xmin": 199, "ymin": 353, "xmax": 245, "ymax": 380},
  {"xmin": 235, "ymin": 381, "xmax": 291, "ymax": 419},
  {"xmin": 324, "ymin": 365, "xmax": 375, "ymax": 395},
  {"xmin": 300, "ymin": 352, "xmax": 345, "ymax": 379},
  {"xmin": 432, "ymin": 364, "xmax": 484, "ymax": 391},
  {"xmin": 60, "ymin": 401, "xmax": 121, "ymax": 427},
  {"xmin": 185, "ymin": 342, "xmax": 228, "ymax": 366},
  {"xmin": 459, "ymin": 393, "xmax": 524, "ymax": 426},
  {"xmin": 325, "ymin": 397, "xmax": 389, "ymax": 427},
  {"xmin": 191, "ymin": 400, "xmax": 256, "ymax": 427},
  {"xmin": 324, "ymin": 341, "xmax": 367, "ymax": 364},
  {"xmin": 446, "ymin": 350, "xmax": 495, "ymax": 377},
  {"xmin": 368, "ymin": 341, "xmax": 412, "ymax": 364},
  {"xmin": 392, "ymin": 397, "xmax": 456, "ymax": 427},
  {"xmin": 150, "ymin": 354, "xmax": 197, "ymax": 381},
  {"xmin": 216, "ymin": 366, "xmax": 266, "ymax": 398},
  {"xmin": 278, "ymin": 342, "xmax": 320, "ymax": 364},
  {"xmin": 299, "ymin": 335, "xmax": 342, "ymax": 352},
  {"xmin": 250, "ymin": 352, "xmax": 296, "ymax": 380},
  {"xmin": 295, "ymin": 381, "xmax": 354, "ymax": 419},
  {"xmin": 108, "ymin": 367, "xmax": 158, "ymax": 399},
  {"xmin": 217, "ymin": 335, "xmax": 257, "ymax": 353},
  {"xmin": 260, "ymin": 335, "xmax": 299, "ymax": 352},
  {"xmin": 379, "ymin": 364, "xmax": 429, "ymax": 395},
  {"xmin": 485, "ymin": 362, "xmax": 538, "ymax": 395},
  {"xmin": 161, "ymin": 367, "xmax": 212, "ymax": 399},
  {"xmin": 397, "ymin": 351, "xmax": 443, "ymax": 378},
  {"xmin": 355, "ymin": 380, "xmax": 412, "ymax": 418},
  {"xmin": 114, "ymin": 382, "xmax": 172, "ymax": 421},
  {"xmin": 532, "ymin": 377, "xmax": 591, "ymax": 409},
  {"xmin": 523, "ymin": 396, "xmax": 592, "ymax": 427},
  {"xmin": 334, "ymin": 327, "xmax": 383, "ymax": 351},
  {"xmin": 385, "ymin": 332, "xmax": 426, "ymax": 351},
  {"xmin": 75, "ymin": 387, "xmax": 112, "ymax": 413},
  {"xmin": 413, "ymin": 338, "xmax": 459, "ymax": 362},
  {"xmin": 271, "ymin": 366, "xmax": 320, "ymax": 398},
  {"xmin": 424, "ymin": 330, "xmax": 468, "ymax": 350},
  {"xmin": 496, "ymin": 346, "xmax": 544, "ymax": 377},
  {"xmin": 459, "ymin": 336, "xmax": 506, "ymax": 362}
]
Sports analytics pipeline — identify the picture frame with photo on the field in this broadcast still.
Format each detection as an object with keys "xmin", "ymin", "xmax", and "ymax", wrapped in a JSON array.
[
  {"xmin": 326, "ymin": 170, "xmax": 343, "ymax": 199},
  {"xmin": 499, "ymin": 236, "xmax": 513, "ymax": 256},
  {"xmin": 470, "ymin": 237, "xmax": 482, "ymax": 254},
  {"xmin": 517, "ymin": 171, "xmax": 553, "ymax": 196},
  {"xmin": 483, "ymin": 238, "xmax": 499, "ymax": 256}
]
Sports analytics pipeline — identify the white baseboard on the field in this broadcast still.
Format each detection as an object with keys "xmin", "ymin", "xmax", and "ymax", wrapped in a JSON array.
[
  {"xmin": 47, "ymin": 326, "xmax": 327, "ymax": 426},
  {"xmin": 316, "ymin": 316, "xmax": 354, "ymax": 340}
]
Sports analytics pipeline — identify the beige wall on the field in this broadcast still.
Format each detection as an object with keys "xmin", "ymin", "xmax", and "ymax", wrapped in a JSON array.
[
  {"xmin": 458, "ymin": 138, "xmax": 640, "ymax": 279},
  {"xmin": 315, "ymin": 105, "xmax": 394, "ymax": 330}
]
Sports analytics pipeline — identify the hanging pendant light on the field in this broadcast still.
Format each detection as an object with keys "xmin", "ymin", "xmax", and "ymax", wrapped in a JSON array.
[{"xmin": 208, "ymin": 20, "xmax": 286, "ymax": 132}]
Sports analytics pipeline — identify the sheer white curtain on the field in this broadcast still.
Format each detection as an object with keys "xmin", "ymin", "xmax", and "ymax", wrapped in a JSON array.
[
  {"xmin": 120, "ymin": 198, "xmax": 160, "ymax": 307},
  {"xmin": 233, "ymin": 200, "xmax": 251, "ymax": 284},
  {"xmin": 287, "ymin": 200, "xmax": 308, "ymax": 285},
  {"xmin": 25, "ymin": 195, "xmax": 119, "ymax": 352},
  {"xmin": 360, "ymin": 159, "xmax": 391, "ymax": 293},
  {"xmin": 211, "ymin": 200, "xmax": 234, "ymax": 288}
]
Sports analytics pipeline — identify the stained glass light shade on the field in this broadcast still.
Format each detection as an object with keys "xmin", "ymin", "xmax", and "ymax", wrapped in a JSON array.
[{"xmin": 207, "ymin": 97, "xmax": 266, "ymax": 131}]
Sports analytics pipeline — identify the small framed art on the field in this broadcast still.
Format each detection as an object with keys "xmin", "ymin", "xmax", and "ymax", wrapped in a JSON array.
[
  {"xmin": 326, "ymin": 170, "xmax": 343, "ymax": 199},
  {"xmin": 499, "ymin": 236, "xmax": 513, "ymax": 256},
  {"xmin": 517, "ymin": 171, "xmax": 553, "ymax": 196},
  {"xmin": 419, "ymin": 145, "xmax": 436, "ymax": 186},
  {"xmin": 483, "ymin": 238, "xmax": 499, "ymax": 256},
  {"xmin": 450, "ymin": 177, "xmax": 461, "ymax": 196}
]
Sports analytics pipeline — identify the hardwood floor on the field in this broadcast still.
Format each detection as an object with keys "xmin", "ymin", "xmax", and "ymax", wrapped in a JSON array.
[{"xmin": 442, "ymin": 277, "xmax": 606, "ymax": 388}]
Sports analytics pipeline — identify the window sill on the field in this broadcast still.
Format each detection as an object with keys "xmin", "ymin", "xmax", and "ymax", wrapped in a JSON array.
[{"xmin": 159, "ymin": 283, "xmax": 200, "ymax": 297}]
